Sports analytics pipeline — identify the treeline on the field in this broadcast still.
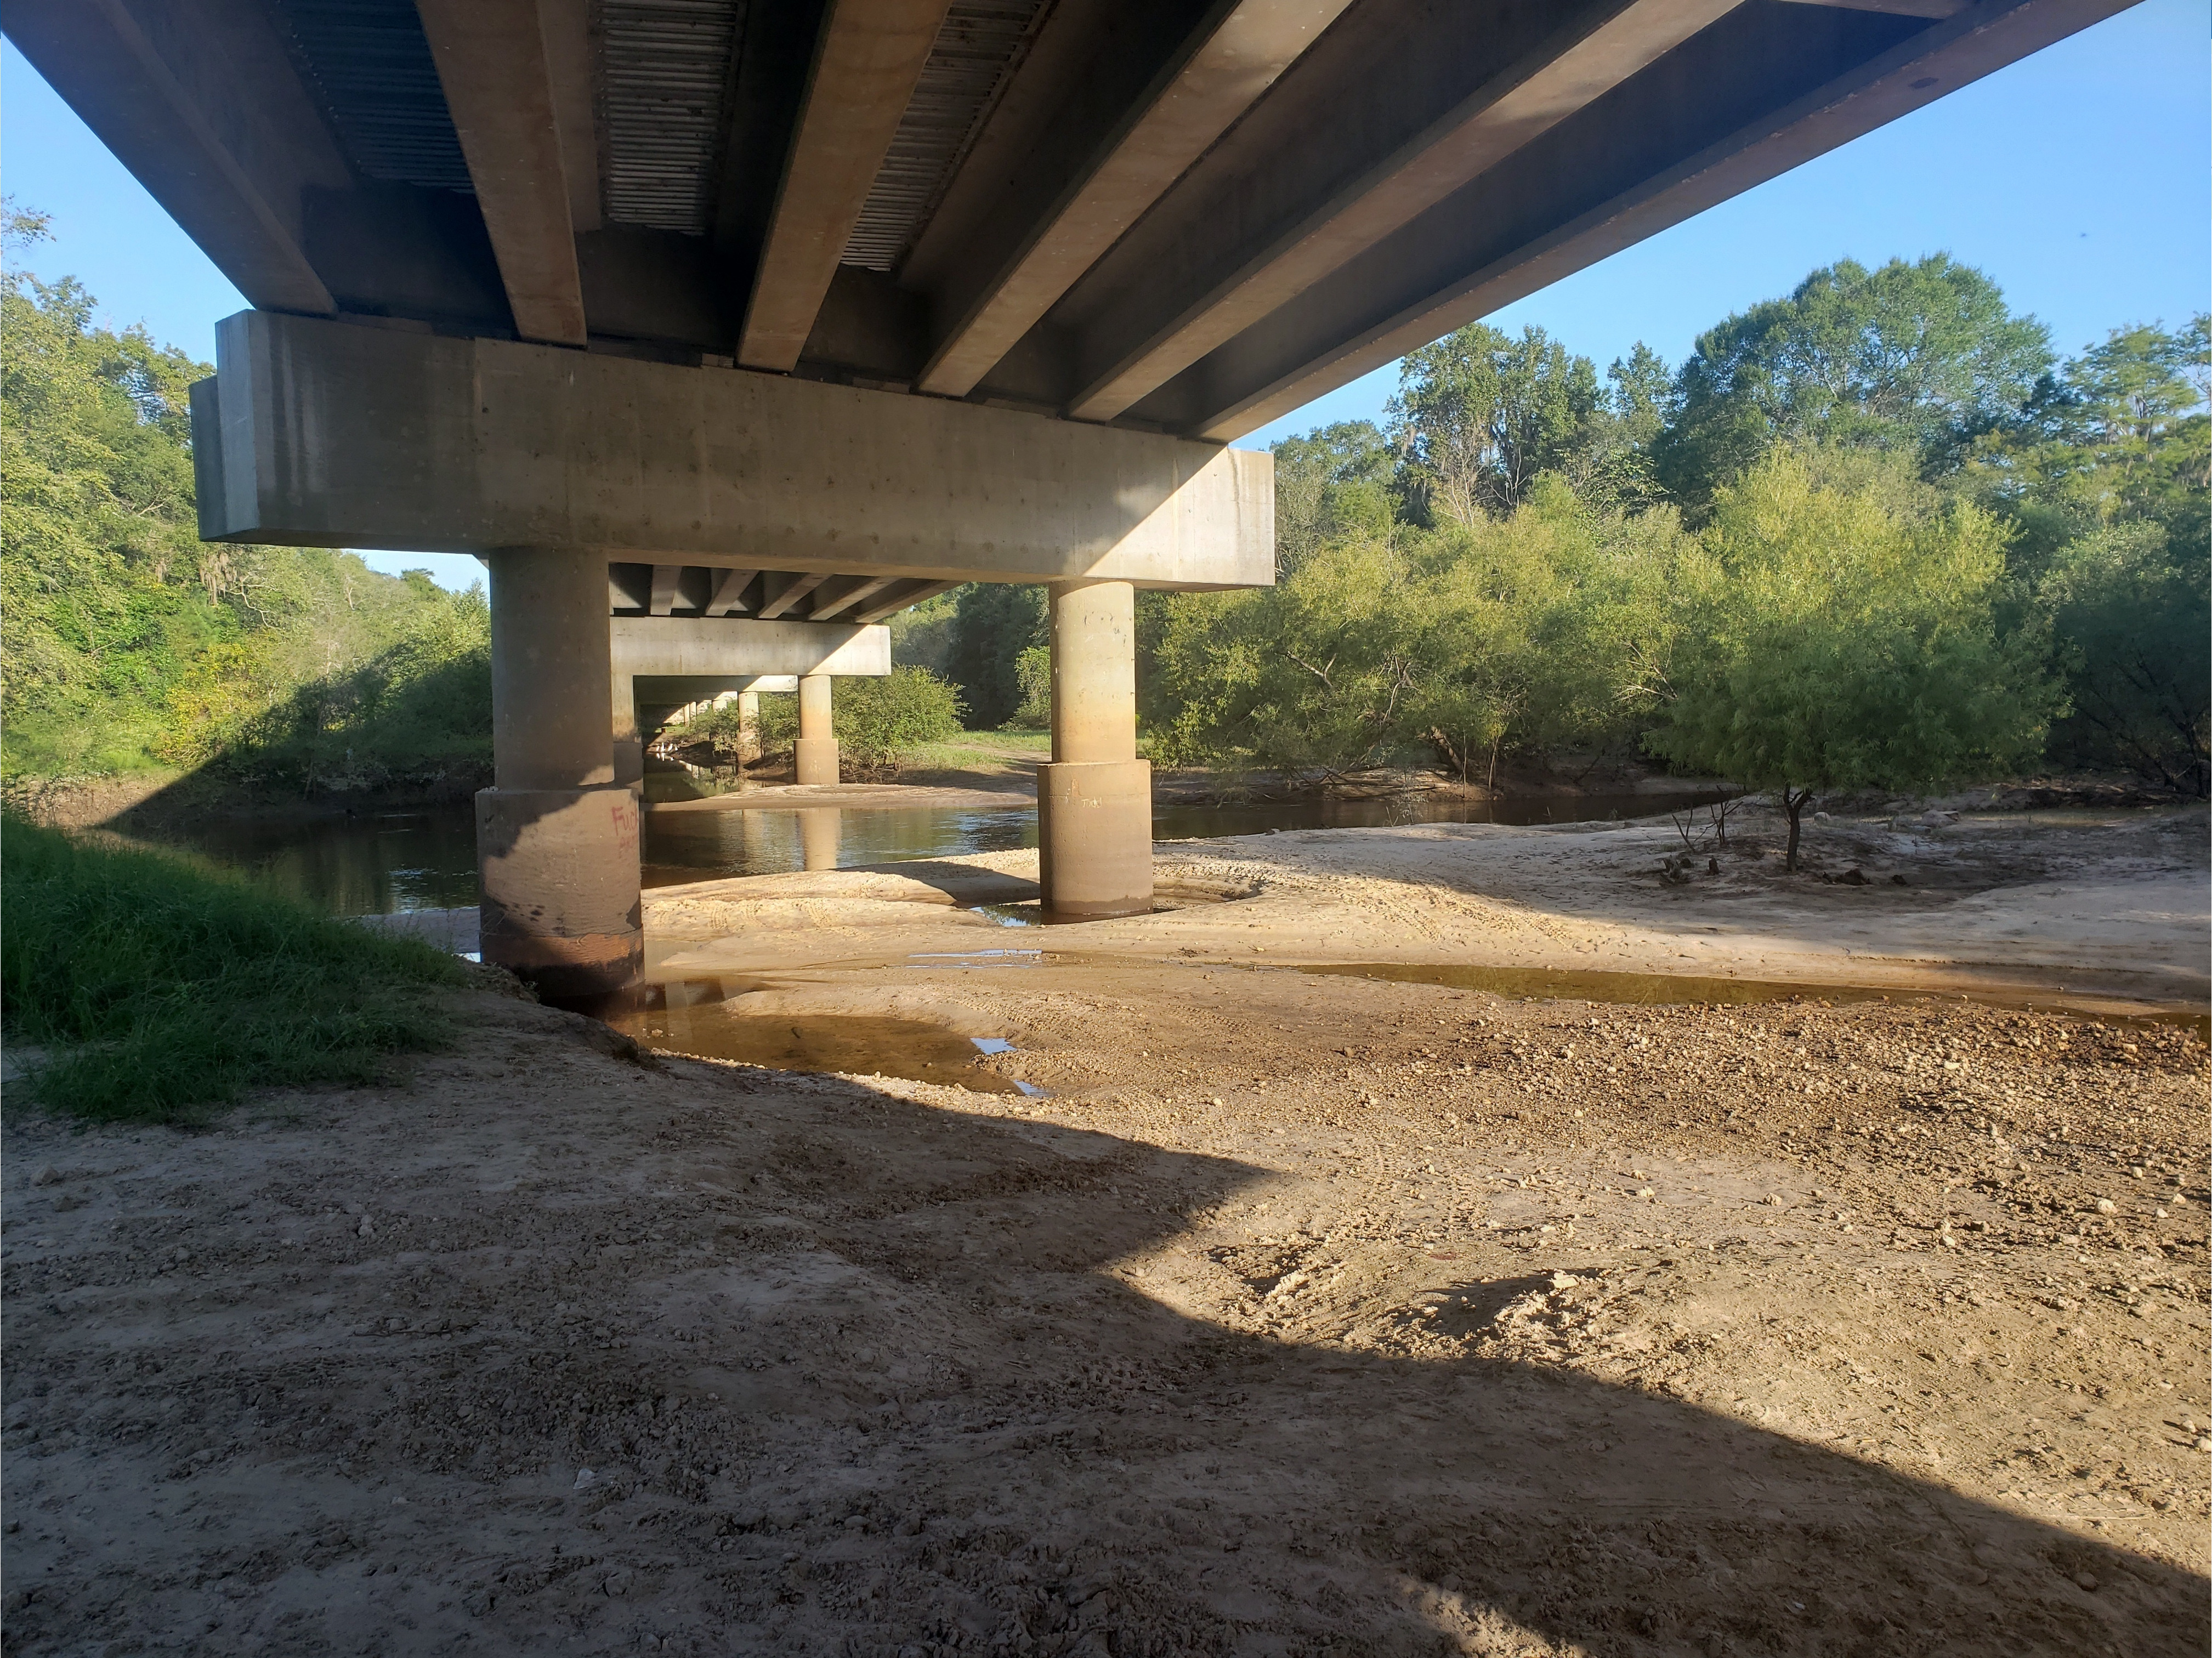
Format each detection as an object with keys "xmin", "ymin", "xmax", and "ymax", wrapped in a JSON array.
[
  {"xmin": 10, "ymin": 212, "xmax": 2202, "ymax": 810},
  {"xmin": 1, "ymin": 208, "xmax": 491, "ymax": 794},
  {"xmin": 1134, "ymin": 256, "xmax": 2207, "ymax": 804}
]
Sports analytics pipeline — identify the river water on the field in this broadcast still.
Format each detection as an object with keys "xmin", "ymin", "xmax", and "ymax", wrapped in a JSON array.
[{"xmin": 137, "ymin": 774, "xmax": 1729, "ymax": 918}]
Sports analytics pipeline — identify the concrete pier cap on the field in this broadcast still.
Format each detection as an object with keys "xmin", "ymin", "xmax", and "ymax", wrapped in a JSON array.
[
  {"xmin": 609, "ymin": 617, "xmax": 889, "ymax": 788},
  {"xmin": 192, "ymin": 313, "xmax": 1273, "ymax": 590}
]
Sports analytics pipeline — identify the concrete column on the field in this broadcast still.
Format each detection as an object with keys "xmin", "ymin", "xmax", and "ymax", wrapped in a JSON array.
[
  {"xmin": 795, "ymin": 672, "xmax": 839, "ymax": 785},
  {"xmin": 477, "ymin": 548, "xmax": 642, "ymax": 1002},
  {"xmin": 611, "ymin": 671, "xmax": 643, "ymax": 788},
  {"xmin": 1038, "ymin": 580, "xmax": 1152, "ymax": 917}
]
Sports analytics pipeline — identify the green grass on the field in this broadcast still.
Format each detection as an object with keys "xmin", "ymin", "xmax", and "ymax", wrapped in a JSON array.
[
  {"xmin": 899, "ymin": 729, "xmax": 1165, "ymax": 774},
  {"xmin": 1, "ymin": 816, "xmax": 467, "ymax": 1123}
]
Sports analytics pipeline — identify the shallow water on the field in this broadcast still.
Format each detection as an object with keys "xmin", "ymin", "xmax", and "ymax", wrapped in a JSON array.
[
  {"xmin": 1298, "ymin": 962, "xmax": 2209, "ymax": 1034},
  {"xmin": 132, "ymin": 809, "xmax": 481, "ymax": 916},
  {"xmin": 642, "ymin": 802, "xmax": 1037, "ymax": 888},
  {"xmin": 608, "ymin": 977, "xmax": 1041, "ymax": 1094},
  {"xmin": 134, "ymin": 781, "xmax": 1728, "ymax": 913}
]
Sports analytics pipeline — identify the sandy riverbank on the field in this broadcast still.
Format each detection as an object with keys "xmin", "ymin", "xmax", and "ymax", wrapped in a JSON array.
[
  {"xmin": 643, "ymin": 799, "xmax": 2208, "ymax": 1012},
  {"xmin": 6, "ymin": 798, "xmax": 2206, "ymax": 1655}
]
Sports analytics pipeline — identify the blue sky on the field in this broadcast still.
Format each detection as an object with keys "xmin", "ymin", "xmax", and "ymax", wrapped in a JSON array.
[{"xmin": 5, "ymin": 0, "xmax": 2205, "ymax": 589}]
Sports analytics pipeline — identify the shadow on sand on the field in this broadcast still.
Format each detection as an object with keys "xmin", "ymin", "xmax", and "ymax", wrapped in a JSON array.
[{"xmin": 3, "ymin": 1029, "xmax": 2203, "ymax": 1656}]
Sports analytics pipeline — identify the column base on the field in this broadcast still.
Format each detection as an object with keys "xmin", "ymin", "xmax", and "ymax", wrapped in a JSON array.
[
  {"xmin": 795, "ymin": 736, "xmax": 840, "ymax": 785},
  {"xmin": 1037, "ymin": 759, "xmax": 1153, "ymax": 918},
  {"xmin": 475, "ymin": 786, "xmax": 643, "ymax": 1002}
]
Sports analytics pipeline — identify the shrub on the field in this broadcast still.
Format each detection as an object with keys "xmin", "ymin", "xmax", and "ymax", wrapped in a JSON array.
[
  {"xmin": 1006, "ymin": 645, "xmax": 1051, "ymax": 730},
  {"xmin": 835, "ymin": 667, "xmax": 967, "ymax": 773}
]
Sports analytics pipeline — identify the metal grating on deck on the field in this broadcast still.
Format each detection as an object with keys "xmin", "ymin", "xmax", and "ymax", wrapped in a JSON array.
[
  {"xmin": 840, "ymin": 0, "xmax": 1050, "ymax": 272},
  {"xmin": 276, "ymin": 0, "xmax": 473, "ymax": 191},
  {"xmin": 598, "ymin": 0, "xmax": 744, "ymax": 233}
]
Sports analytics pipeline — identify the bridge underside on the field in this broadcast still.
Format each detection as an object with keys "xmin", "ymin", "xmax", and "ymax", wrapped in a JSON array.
[
  {"xmin": 9, "ymin": 0, "xmax": 2132, "ymax": 997},
  {"xmin": 12, "ymin": 0, "xmax": 2129, "ymax": 442}
]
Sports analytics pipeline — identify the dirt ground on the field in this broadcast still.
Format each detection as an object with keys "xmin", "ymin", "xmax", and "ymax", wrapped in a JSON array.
[{"xmin": 5, "ymin": 802, "xmax": 2208, "ymax": 1656}]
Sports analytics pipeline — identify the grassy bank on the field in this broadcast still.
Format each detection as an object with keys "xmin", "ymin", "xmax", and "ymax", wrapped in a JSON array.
[{"xmin": 1, "ymin": 817, "xmax": 466, "ymax": 1123}]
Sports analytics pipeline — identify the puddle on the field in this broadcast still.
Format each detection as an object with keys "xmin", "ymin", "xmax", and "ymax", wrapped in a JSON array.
[
  {"xmin": 1297, "ymin": 962, "xmax": 2209, "ymax": 1033},
  {"xmin": 971, "ymin": 892, "xmax": 1242, "ymax": 927},
  {"xmin": 609, "ymin": 980, "xmax": 1042, "ymax": 1094}
]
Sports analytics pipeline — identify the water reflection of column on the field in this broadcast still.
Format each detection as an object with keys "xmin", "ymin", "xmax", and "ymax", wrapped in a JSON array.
[{"xmin": 800, "ymin": 808, "xmax": 840, "ymax": 872}]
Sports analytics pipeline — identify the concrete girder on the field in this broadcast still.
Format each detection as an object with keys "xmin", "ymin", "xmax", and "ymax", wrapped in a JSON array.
[
  {"xmin": 637, "ymin": 675, "xmax": 799, "ymax": 703},
  {"xmin": 1779, "ymin": 0, "xmax": 1967, "ymax": 13},
  {"xmin": 809, "ymin": 574, "xmax": 900, "ymax": 621},
  {"xmin": 649, "ymin": 565, "xmax": 686, "ymax": 615},
  {"xmin": 537, "ymin": 0, "xmax": 603, "ymax": 234},
  {"xmin": 416, "ymin": 0, "xmax": 588, "ymax": 347},
  {"xmin": 738, "ymin": 0, "xmax": 954, "ymax": 371},
  {"xmin": 1148, "ymin": 0, "xmax": 2132, "ymax": 440},
  {"xmin": 706, "ymin": 569, "xmax": 758, "ymax": 616},
  {"xmin": 850, "ymin": 580, "xmax": 961, "ymax": 623},
  {"xmin": 911, "ymin": 0, "xmax": 1356, "ymax": 400},
  {"xmin": 757, "ymin": 572, "xmax": 833, "ymax": 620},
  {"xmin": 191, "ymin": 311, "xmax": 1273, "ymax": 590},
  {"xmin": 4, "ymin": 0, "xmax": 344, "ymax": 317},
  {"xmin": 1063, "ymin": 0, "xmax": 1743, "ymax": 424}
]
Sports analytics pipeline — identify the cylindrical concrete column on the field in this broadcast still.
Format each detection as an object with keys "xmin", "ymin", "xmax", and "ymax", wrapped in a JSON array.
[
  {"xmin": 610, "ymin": 660, "xmax": 645, "ymax": 790},
  {"xmin": 477, "ymin": 548, "xmax": 642, "ymax": 1002},
  {"xmin": 491, "ymin": 548, "xmax": 616, "ymax": 790},
  {"xmin": 795, "ymin": 672, "xmax": 839, "ymax": 785},
  {"xmin": 1038, "ymin": 580, "xmax": 1152, "ymax": 917}
]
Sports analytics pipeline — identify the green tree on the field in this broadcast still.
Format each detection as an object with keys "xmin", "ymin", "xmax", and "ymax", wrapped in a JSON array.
[
  {"xmin": 886, "ymin": 586, "xmax": 959, "ymax": 675},
  {"xmin": 1555, "ymin": 343, "xmax": 1673, "ymax": 514},
  {"xmin": 1144, "ymin": 478, "xmax": 1688, "ymax": 778},
  {"xmin": 1006, "ymin": 643, "xmax": 1052, "ymax": 729},
  {"xmin": 1651, "ymin": 448, "xmax": 2060, "ymax": 867},
  {"xmin": 943, "ymin": 583, "xmax": 1045, "ymax": 729},
  {"xmin": 1270, "ymin": 419, "xmax": 1397, "ymax": 574},
  {"xmin": 1972, "ymin": 316, "xmax": 2211, "ymax": 561},
  {"xmin": 1411, "ymin": 478, "xmax": 1688, "ymax": 781},
  {"xmin": 1656, "ymin": 255, "xmax": 2054, "ymax": 512},
  {"xmin": 1391, "ymin": 323, "xmax": 1602, "ymax": 524},
  {"xmin": 2035, "ymin": 521, "xmax": 2208, "ymax": 793},
  {"xmin": 2, "ymin": 208, "xmax": 491, "ymax": 789}
]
